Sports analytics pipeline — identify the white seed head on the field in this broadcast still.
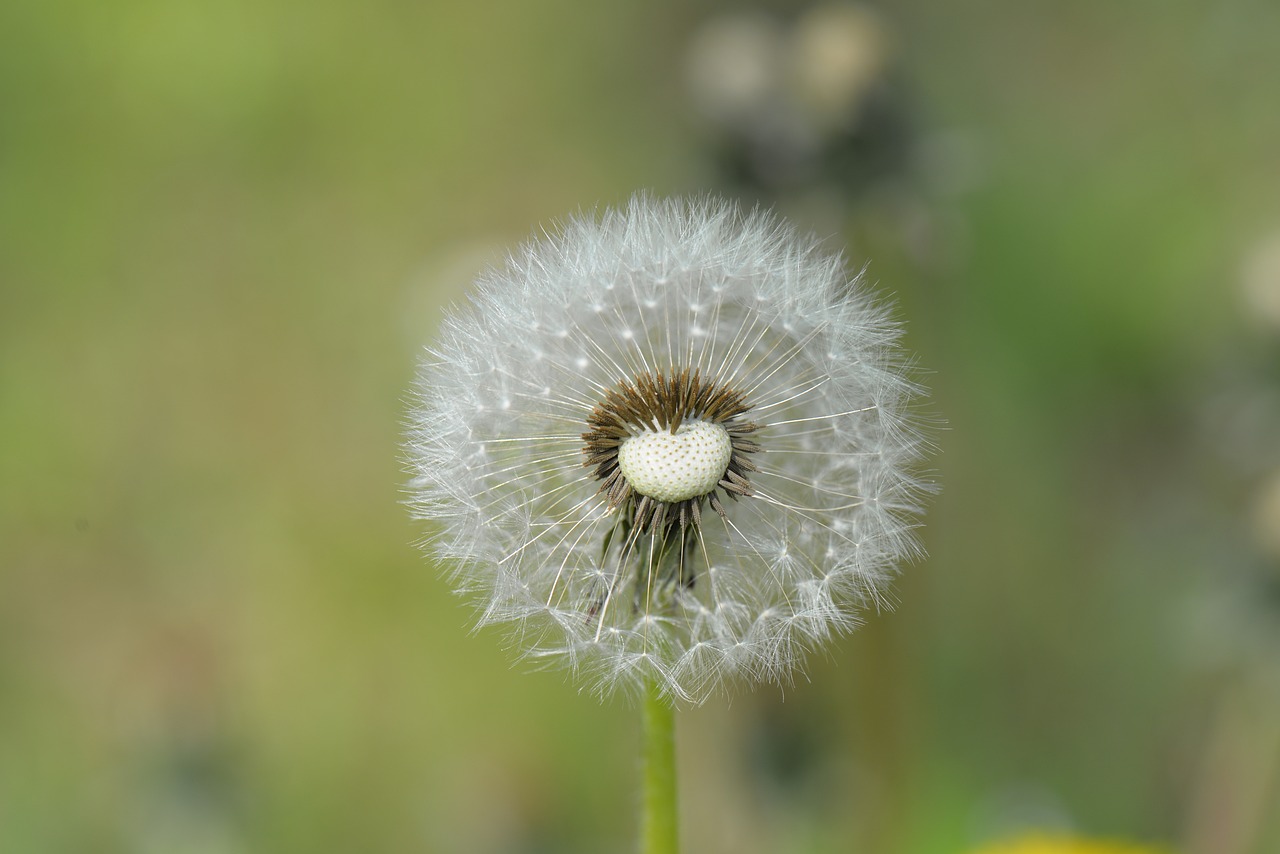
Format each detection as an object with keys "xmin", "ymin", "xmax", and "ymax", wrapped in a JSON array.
[
  {"xmin": 618, "ymin": 420, "xmax": 733, "ymax": 504},
  {"xmin": 406, "ymin": 194, "xmax": 932, "ymax": 703}
]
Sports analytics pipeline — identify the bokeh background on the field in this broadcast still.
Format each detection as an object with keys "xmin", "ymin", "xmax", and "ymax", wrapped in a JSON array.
[{"xmin": 3, "ymin": 1, "xmax": 1279, "ymax": 852}]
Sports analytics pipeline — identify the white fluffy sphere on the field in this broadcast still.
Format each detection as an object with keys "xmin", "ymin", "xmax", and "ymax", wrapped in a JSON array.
[{"xmin": 407, "ymin": 195, "xmax": 929, "ymax": 702}]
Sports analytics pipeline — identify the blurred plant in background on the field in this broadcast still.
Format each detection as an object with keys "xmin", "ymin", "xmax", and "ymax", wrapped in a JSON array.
[
  {"xmin": 685, "ymin": 4, "xmax": 909, "ymax": 202},
  {"xmin": 2, "ymin": 0, "xmax": 1278, "ymax": 852},
  {"xmin": 965, "ymin": 834, "xmax": 1172, "ymax": 854},
  {"xmin": 1173, "ymin": 226, "xmax": 1280, "ymax": 854},
  {"xmin": 683, "ymin": 2, "xmax": 965, "ymax": 269}
]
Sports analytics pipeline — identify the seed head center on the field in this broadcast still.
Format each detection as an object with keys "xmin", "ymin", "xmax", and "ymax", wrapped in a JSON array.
[
  {"xmin": 582, "ymin": 368, "xmax": 762, "ymax": 531},
  {"xmin": 617, "ymin": 421, "xmax": 733, "ymax": 504}
]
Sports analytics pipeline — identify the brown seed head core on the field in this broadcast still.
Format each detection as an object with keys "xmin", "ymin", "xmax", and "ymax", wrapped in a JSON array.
[{"xmin": 581, "ymin": 367, "xmax": 762, "ymax": 534}]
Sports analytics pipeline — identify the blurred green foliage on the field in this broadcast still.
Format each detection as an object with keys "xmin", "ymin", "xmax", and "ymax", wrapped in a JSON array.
[{"xmin": 2, "ymin": 1, "xmax": 1278, "ymax": 852}]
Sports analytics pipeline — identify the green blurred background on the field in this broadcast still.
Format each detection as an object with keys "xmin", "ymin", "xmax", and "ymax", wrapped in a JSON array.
[{"xmin": 3, "ymin": 1, "xmax": 1279, "ymax": 852}]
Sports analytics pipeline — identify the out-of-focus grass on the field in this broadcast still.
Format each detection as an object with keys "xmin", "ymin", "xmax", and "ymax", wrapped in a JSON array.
[{"xmin": 2, "ymin": 1, "xmax": 1278, "ymax": 852}]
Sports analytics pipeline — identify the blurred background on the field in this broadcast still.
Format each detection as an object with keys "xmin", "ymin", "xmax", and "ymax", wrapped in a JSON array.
[{"xmin": 2, "ymin": 1, "xmax": 1278, "ymax": 852}]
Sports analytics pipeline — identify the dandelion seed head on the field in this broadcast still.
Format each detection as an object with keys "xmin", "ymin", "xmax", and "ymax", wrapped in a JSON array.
[{"xmin": 407, "ymin": 194, "xmax": 930, "ymax": 703}]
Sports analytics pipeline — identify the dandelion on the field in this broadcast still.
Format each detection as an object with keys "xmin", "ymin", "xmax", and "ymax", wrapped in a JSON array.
[{"xmin": 407, "ymin": 194, "xmax": 928, "ymax": 703}]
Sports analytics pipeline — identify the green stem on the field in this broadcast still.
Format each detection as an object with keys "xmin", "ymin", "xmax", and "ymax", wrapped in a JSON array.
[{"xmin": 640, "ymin": 676, "xmax": 679, "ymax": 854}]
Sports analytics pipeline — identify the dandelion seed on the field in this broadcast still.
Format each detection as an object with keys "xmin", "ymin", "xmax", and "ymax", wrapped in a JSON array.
[{"xmin": 406, "ymin": 194, "xmax": 930, "ymax": 703}]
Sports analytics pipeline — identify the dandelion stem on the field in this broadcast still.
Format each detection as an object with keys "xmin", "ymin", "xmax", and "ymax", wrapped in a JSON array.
[{"xmin": 640, "ymin": 676, "xmax": 679, "ymax": 854}]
